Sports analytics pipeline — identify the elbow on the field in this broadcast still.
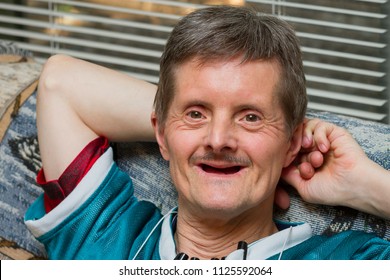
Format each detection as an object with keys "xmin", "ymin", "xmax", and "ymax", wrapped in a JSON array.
[{"xmin": 38, "ymin": 54, "xmax": 74, "ymax": 100}]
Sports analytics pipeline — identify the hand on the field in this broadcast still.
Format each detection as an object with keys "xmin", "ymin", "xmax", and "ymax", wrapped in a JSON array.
[
  {"xmin": 281, "ymin": 118, "xmax": 369, "ymax": 207},
  {"xmin": 274, "ymin": 118, "xmax": 329, "ymax": 209}
]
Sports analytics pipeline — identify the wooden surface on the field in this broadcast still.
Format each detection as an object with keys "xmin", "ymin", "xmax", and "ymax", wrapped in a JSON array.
[{"xmin": 0, "ymin": 56, "xmax": 42, "ymax": 143}]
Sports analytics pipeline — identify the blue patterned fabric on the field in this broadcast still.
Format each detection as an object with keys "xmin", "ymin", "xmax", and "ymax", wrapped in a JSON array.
[{"xmin": 0, "ymin": 93, "xmax": 389, "ymax": 258}]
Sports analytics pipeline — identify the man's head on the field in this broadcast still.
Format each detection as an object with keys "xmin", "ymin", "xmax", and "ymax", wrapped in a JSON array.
[
  {"xmin": 151, "ymin": 5, "xmax": 307, "ymax": 221},
  {"xmin": 154, "ymin": 5, "xmax": 307, "ymax": 136}
]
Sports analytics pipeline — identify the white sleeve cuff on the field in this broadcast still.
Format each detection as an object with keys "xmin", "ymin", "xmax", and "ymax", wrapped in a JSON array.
[{"xmin": 25, "ymin": 148, "xmax": 114, "ymax": 238}]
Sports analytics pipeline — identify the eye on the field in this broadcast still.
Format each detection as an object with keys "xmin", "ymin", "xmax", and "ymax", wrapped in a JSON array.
[
  {"xmin": 244, "ymin": 114, "xmax": 261, "ymax": 122},
  {"xmin": 187, "ymin": 110, "xmax": 204, "ymax": 119}
]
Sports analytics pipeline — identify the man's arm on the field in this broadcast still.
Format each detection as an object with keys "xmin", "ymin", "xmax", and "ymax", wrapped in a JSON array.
[
  {"xmin": 282, "ymin": 119, "xmax": 390, "ymax": 219},
  {"xmin": 37, "ymin": 54, "xmax": 157, "ymax": 181}
]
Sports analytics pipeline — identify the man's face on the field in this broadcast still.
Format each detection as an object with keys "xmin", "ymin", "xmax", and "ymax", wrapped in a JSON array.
[{"xmin": 154, "ymin": 57, "xmax": 300, "ymax": 220}]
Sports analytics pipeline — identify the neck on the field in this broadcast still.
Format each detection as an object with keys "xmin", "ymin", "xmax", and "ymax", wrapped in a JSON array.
[{"xmin": 174, "ymin": 204, "xmax": 278, "ymax": 260}]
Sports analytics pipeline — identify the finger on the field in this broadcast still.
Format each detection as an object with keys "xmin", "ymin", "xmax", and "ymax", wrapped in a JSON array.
[
  {"xmin": 281, "ymin": 165, "xmax": 305, "ymax": 190},
  {"xmin": 307, "ymin": 150, "xmax": 324, "ymax": 169},
  {"xmin": 302, "ymin": 118, "xmax": 321, "ymax": 149},
  {"xmin": 298, "ymin": 162, "xmax": 315, "ymax": 179},
  {"xmin": 312, "ymin": 122, "xmax": 333, "ymax": 153},
  {"xmin": 297, "ymin": 150, "xmax": 323, "ymax": 169},
  {"xmin": 282, "ymin": 165, "xmax": 312, "ymax": 203}
]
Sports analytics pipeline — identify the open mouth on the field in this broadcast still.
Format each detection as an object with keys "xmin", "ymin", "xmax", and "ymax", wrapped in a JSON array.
[{"xmin": 200, "ymin": 164, "xmax": 242, "ymax": 175}]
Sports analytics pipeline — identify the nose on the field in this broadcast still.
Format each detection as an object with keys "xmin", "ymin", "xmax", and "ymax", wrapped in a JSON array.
[{"xmin": 205, "ymin": 115, "xmax": 238, "ymax": 153}]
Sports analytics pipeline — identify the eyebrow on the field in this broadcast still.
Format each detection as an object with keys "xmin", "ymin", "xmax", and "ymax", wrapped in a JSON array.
[
  {"xmin": 234, "ymin": 104, "xmax": 264, "ymax": 113},
  {"xmin": 180, "ymin": 98, "xmax": 212, "ymax": 109},
  {"xmin": 180, "ymin": 97, "xmax": 265, "ymax": 113}
]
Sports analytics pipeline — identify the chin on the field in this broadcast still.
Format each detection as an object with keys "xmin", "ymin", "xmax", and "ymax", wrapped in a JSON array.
[{"xmin": 196, "ymin": 199, "xmax": 251, "ymax": 220}]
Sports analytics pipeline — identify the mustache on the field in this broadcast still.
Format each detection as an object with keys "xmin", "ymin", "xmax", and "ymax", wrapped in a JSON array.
[{"xmin": 190, "ymin": 151, "xmax": 251, "ymax": 166}]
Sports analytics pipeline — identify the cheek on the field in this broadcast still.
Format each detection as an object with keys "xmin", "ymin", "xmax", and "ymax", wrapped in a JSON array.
[
  {"xmin": 165, "ymin": 130, "xmax": 200, "ymax": 163},
  {"xmin": 244, "ymin": 136, "xmax": 289, "ymax": 170},
  {"xmin": 165, "ymin": 133, "xmax": 199, "ymax": 195}
]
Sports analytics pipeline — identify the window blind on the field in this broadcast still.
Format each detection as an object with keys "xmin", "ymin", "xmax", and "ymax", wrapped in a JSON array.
[
  {"xmin": 248, "ymin": 0, "xmax": 389, "ymax": 122},
  {"xmin": 0, "ymin": 0, "xmax": 389, "ymax": 123}
]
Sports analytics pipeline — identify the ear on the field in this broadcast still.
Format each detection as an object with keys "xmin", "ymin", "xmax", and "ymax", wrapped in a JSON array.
[
  {"xmin": 283, "ymin": 123, "xmax": 303, "ymax": 168},
  {"xmin": 151, "ymin": 111, "xmax": 170, "ymax": 161}
]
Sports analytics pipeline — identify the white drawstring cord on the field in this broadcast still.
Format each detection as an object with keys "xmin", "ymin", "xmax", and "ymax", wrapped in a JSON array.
[
  {"xmin": 278, "ymin": 226, "xmax": 292, "ymax": 260},
  {"xmin": 132, "ymin": 208, "xmax": 177, "ymax": 260}
]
